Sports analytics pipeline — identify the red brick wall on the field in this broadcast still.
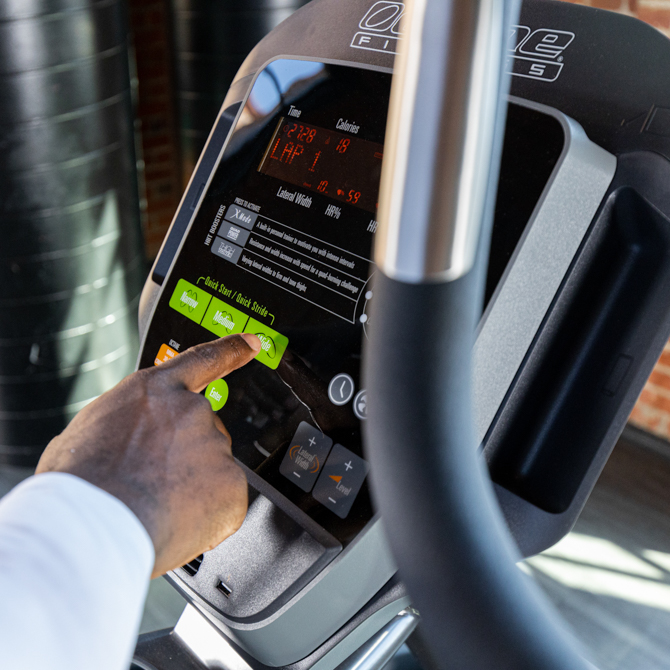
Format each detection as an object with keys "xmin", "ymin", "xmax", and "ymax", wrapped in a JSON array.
[
  {"xmin": 560, "ymin": 0, "xmax": 670, "ymax": 439},
  {"xmin": 127, "ymin": 0, "xmax": 182, "ymax": 260}
]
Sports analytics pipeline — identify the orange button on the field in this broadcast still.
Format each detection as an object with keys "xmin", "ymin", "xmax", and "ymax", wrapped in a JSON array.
[{"xmin": 155, "ymin": 344, "xmax": 178, "ymax": 366}]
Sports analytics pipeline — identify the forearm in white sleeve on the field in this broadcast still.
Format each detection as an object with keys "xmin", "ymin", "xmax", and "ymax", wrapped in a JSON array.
[{"xmin": 0, "ymin": 472, "xmax": 155, "ymax": 670}]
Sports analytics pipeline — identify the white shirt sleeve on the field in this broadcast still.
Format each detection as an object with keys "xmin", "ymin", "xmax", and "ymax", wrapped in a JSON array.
[{"xmin": 0, "ymin": 472, "xmax": 155, "ymax": 670}]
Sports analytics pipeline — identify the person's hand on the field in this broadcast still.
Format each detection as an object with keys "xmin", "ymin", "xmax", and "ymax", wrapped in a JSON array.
[{"xmin": 35, "ymin": 334, "xmax": 261, "ymax": 578}]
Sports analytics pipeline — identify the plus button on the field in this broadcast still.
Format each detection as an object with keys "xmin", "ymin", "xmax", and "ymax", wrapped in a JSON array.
[
  {"xmin": 345, "ymin": 461, "xmax": 353, "ymax": 471},
  {"xmin": 309, "ymin": 437, "xmax": 316, "ymax": 447}
]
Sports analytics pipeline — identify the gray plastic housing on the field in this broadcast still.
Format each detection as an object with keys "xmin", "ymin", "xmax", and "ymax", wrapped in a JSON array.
[{"xmin": 173, "ymin": 479, "xmax": 341, "ymax": 622}]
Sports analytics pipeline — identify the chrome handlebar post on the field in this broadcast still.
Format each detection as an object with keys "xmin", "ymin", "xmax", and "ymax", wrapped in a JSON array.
[{"xmin": 375, "ymin": 0, "xmax": 510, "ymax": 284}]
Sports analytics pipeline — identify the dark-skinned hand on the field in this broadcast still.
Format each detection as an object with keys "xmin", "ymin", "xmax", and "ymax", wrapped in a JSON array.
[{"xmin": 36, "ymin": 333, "xmax": 261, "ymax": 578}]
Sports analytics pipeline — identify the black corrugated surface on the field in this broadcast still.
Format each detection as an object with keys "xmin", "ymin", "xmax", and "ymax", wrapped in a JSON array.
[
  {"xmin": 0, "ymin": 0, "xmax": 145, "ymax": 466},
  {"xmin": 170, "ymin": 0, "xmax": 311, "ymax": 180}
]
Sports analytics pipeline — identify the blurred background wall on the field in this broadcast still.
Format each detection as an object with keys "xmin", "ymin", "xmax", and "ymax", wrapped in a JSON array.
[
  {"xmin": 2, "ymin": 0, "xmax": 670, "ymax": 465},
  {"xmin": 0, "ymin": 0, "xmax": 146, "ymax": 466},
  {"xmin": 127, "ymin": 0, "xmax": 311, "ymax": 259},
  {"xmin": 0, "ymin": 0, "xmax": 311, "ymax": 466}
]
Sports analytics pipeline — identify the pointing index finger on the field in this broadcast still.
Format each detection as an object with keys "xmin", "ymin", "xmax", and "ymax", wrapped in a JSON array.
[{"xmin": 158, "ymin": 334, "xmax": 261, "ymax": 392}]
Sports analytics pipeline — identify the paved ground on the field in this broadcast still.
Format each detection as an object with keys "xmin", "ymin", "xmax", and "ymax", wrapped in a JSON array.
[{"xmin": 2, "ymin": 429, "xmax": 670, "ymax": 668}]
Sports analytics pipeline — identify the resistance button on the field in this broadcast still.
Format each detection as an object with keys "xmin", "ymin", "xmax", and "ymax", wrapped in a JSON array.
[
  {"xmin": 202, "ymin": 297, "xmax": 249, "ymax": 338},
  {"xmin": 205, "ymin": 379, "xmax": 229, "ymax": 411},
  {"xmin": 312, "ymin": 444, "xmax": 369, "ymax": 519},
  {"xmin": 169, "ymin": 279, "xmax": 212, "ymax": 324},
  {"xmin": 244, "ymin": 318, "xmax": 289, "ymax": 370}
]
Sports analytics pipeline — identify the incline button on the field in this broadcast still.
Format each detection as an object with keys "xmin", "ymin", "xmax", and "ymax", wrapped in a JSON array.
[{"xmin": 313, "ymin": 444, "xmax": 369, "ymax": 519}]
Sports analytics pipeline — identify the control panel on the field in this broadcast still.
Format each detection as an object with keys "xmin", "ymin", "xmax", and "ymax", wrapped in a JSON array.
[
  {"xmin": 139, "ymin": 57, "xmax": 572, "ymax": 547},
  {"xmin": 139, "ymin": 60, "xmax": 391, "ymax": 544}
]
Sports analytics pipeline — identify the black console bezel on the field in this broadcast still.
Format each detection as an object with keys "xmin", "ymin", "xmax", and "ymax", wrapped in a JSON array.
[{"xmin": 139, "ymin": 60, "xmax": 393, "ymax": 546}]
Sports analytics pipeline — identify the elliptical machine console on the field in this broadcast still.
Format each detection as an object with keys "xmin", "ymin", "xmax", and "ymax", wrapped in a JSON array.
[{"xmin": 135, "ymin": 1, "xmax": 670, "ymax": 668}]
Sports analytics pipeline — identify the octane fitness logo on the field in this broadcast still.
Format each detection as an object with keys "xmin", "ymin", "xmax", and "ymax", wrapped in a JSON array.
[
  {"xmin": 351, "ymin": 1, "xmax": 575, "ymax": 84},
  {"xmin": 351, "ymin": 1, "xmax": 404, "ymax": 55},
  {"xmin": 508, "ymin": 25, "xmax": 575, "ymax": 82}
]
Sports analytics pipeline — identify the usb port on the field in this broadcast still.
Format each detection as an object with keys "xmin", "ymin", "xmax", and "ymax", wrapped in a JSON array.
[{"xmin": 216, "ymin": 580, "xmax": 232, "ymax": 598}]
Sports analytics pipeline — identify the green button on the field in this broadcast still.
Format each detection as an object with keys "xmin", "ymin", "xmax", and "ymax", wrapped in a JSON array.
[
  {"xmin": 205, "ymin": 379, "xmax": 229, "ymax": 411},
  {"xmin": 244, "ymin": 318, "xmax": 289, "ymax": 370},
  {"xmin": 202, "ymin": 297, "xmax": 249, "ymax": 338},
  {"xmin": 169, "ymin": 279, "xmax": 212, "ymax": 324}
]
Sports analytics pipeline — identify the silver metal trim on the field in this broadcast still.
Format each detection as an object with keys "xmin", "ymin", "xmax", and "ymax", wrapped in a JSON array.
[
  {"xmin": 375, "ymin": 0, "xmax": 507, "ymax": 283},
  {"xmin": 174, "ymin": 605, "xmax": 254, "ymax": 670},
  {"xmin": 172, "ymin": 600, "xmax": 415, "ymax": 670},
  {"xmin": 334, "ymin": 610, "xmax": 420, "ymax": 670},
  {"xmin": 473, "ymin": 97, "xmax": 617, "ymax": 443}
]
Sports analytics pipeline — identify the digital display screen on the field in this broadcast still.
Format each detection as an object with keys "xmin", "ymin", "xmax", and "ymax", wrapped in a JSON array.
[{"xmin": 258, "ymin": 118, "xmax": 384, "ymax": 213}]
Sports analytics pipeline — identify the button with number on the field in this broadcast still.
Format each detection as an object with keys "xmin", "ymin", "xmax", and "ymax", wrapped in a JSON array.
[{"xmin": 328, "ymin": 373, "xmax": 355, "ymax": 406}]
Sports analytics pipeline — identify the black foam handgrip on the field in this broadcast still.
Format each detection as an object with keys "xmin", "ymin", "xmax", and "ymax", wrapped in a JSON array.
[{"xmin": 363, "ymin": 271, "xmax": 591, "ymax": 669}]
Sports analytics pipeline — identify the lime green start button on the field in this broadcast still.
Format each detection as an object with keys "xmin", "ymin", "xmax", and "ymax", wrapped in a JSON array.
[
  {"xmin": 244, "ymin": 318, "xmax": 289, "ymax": 370},
  {"xmin": 202, "ymin": 297, "xmax": 249, "ymax": 338},
  {"xmin": 205, "ymin": 379, "xmax": 229, "ymax": 411},
  {"xmin": 169, "ymin": 279, "xmax": 211, "ymax": 324}
]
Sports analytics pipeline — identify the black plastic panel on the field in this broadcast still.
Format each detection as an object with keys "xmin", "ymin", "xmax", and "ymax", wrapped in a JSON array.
[
  {"xmin": 141, "ymin": 60, "xmax": 390, "ymax": 545},
  {"xmin": 487, "ymin": 151, "xmax": 670, "ymax": 553}
]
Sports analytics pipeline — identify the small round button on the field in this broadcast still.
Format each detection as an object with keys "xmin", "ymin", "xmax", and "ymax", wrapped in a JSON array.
[
  {"xmin": 205, "ymin": 379, "xmax": 229, "ymax": 411},
  {"xmin": 353, "ymin": 390, "xmax": 367, "ymax": 420},
  {"xmin": 328, "ymin": 373, "xmax": 355, "ymax": 406}
]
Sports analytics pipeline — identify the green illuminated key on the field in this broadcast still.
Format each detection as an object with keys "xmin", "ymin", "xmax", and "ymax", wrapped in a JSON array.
[
  {"xmin": 205, "ymin": 379, "xmax": 229, "ymax": 411},
  {"xmin": 202, "ymin": 297, "xmax": 249, "ymax": 337},
  {"xmin": 169, "ymin": 279, "xmax": 211, "ymax": 324},
  {"xmin": 244, "ymin": 318, "xmax": 289, "ymax": 370}
]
